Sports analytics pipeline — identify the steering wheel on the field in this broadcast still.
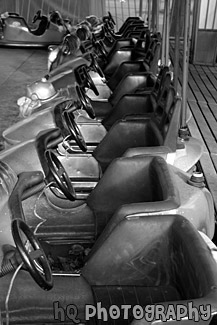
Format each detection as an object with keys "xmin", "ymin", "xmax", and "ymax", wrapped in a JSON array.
[
  {"xmin": 84, "ymin": 69, "xmax": 99, "ymax": 96},
  {"xmin": 76, "ymin": 85, "xmax": 95, "ymax": 119},
  {"xmin": 11, "ymin": 219, "xmax": 53, "ymax": 291},
  {"xmin": 93, "ymin": 39, "xmax": 108, "ymax": 61},
  {"xmin": 108, "ymin": 11, "xmax": 116, "ymax": 26},
  {"xmin": 63, "ymin": 110, "xmax": 87, "ymax": 152},
  {"xmin": 89, "ymin": 53, "xmax": 105, "ymax": 79},
  {"xmin": 45, "ymin": 149, "xmax": 76, "ymax": 201},
  {"xmin": 32, "ymin": 9, "xmax": 42, "ymax": 23}
]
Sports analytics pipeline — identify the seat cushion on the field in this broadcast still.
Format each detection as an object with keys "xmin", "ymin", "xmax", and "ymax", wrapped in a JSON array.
[
  {"xmin": 92, "ymin": 285, "xmax": 181, "ymax": 324},
  {"xmin": 93, "ymin": 119, "xmax": 163, "ymax": 172},
  {"xmin": 91, "ymin": 100, "xmax": 113, "ymax": 118}
]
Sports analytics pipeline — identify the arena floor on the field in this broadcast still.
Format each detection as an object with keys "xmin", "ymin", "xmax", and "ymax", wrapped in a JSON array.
[{"xmin": 0, "ymin": 47, "xmax": 48, "ymax": 147}]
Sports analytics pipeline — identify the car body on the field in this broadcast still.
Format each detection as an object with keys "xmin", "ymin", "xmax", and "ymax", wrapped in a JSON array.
[
  {"xmin": 2, "ymin": 79, "xmax": 202, "ymax": 175},
  {"xmin": 0, "ymin": 160, "xmax": 217, "ymax": 323},
  {"xmin": 0, "ymin": 11, "xmax": 68, "ymax": 47},
  {"xmin": 0, "ymin": 149, "xmax": 215, "ymax": 252},
  {"xmin": 0, "ymin": 13, "xmax": 217, "ymax": 325}
]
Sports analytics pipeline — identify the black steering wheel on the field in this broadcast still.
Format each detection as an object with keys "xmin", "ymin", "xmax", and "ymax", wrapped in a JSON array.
[
  {"xmin": 63, "ymin": 110, "xmax": 87, "ymax": 152},
  {"xmin": 108, "ymin": 11, "xmax": 116, "ymax": 26},
  {"xmin": 45, "ymin": 149, "xmax": 76, "ymax": 201},
  {"xmin": 76, "ymin": 85, "xmax": 95, "ymax": 119},
  {"xmin": 32, "ymin": 9, "xmax": 42, "ymax": 23},
  {"xmin": 11, "ymin": 219, "xmax": 53, "ymax": 291},
  {"xmin": 89, "ymin": 53, "xmax": 105, "ymax": 79},
  {"xmin": 84, "ymin": 69, "xmax": 99, "ymax": 96},
  {"xmin": 93, "ymin": 38, "xmax": 108, "ymax": 61}
]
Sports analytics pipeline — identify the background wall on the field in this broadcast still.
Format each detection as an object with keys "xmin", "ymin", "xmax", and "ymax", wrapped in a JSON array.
[{"xmin": 0, "ymin": 0, "xmax": 105, "ymax": 24}]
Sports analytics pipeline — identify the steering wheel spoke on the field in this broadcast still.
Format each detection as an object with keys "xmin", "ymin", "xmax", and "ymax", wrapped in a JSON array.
[
  {"xmin": 56, "ymin": 166, "xmax": 65, "ymax": 178},
  {"xmin": 63, "ymin": 110, "xmax": 87, "ymax": 152},
  {"xmin": 45, "ymin": 150, "xmax": 76, "ymax": 201},
  {"xmin": 76, "ymin": 86, "xmax": 95, "ymax": 119},
  {"xmin": 29, "ymin": 249, "xmax": 44, "ymax": 260},
  {"xmin": 84, "ymin": 69, "xmax": 99, "ymax": 96},
  {"xmin": 90, "ymin": 53, "xmax": 105, "ymax": 79}
]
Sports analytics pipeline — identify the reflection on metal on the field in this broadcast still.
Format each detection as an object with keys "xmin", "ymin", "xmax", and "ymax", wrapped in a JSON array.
[{"xmin": 181, "ymin": 0, "xmax": 191, "ymax": 128}]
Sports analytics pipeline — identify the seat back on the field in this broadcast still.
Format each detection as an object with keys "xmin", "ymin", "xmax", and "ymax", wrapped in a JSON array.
[
  {"xmin": 87, "ymin": 156, "xmax": 179, "ymax": 236},
  {"xmin": 109, "ymin": 73, "xmax": 152, "ymax": 107},
  {"xmin": 31, "ymin": 16, "xmax": 49, "ymax": 36},
  {"xmin": 134, "ymin": 29, "xmax": 151, "ymax": 54},
  {"xmin": 82, "ymin": 214, "xmax": 177, "ymax": 286},
  {"xmin": 144, "ymin": 71, "xmax": 171, "ymax": 118},
  {"xmin": 140, "ymin": 40, "xmax": 161, "ymax": 75},
  {"xmin": 82, "ymin": 214, "xmax": 217, "ymax": 324},
  {"xmin": 118, "ymin": 17, "xmax": 143, "ymax": 34},
  {"xmin": 104, "ymin": 49, "xmax": 132, "ymax": 76}
]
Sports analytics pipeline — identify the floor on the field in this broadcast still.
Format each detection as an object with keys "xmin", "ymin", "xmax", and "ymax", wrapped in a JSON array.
[{"xmin": 0, "ymin": 47, "xmax": 47, "ymax": 146}]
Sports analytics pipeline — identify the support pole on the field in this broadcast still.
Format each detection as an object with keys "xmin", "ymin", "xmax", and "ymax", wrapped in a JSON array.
[
  {"xmin": 161, "ymin": 2, "xmax": 166, "ymax": 65},
  {"xmin": 139, "ymin": 0, "xmax": 143, "ymax": 17},
  {"xmin": 165, "ymin": 0, "xmax": 170, "ymax": 66},
  {"xmin": 174, "ymin": 0, "xmax": 181, "ymax": 94},
  {"xmin": 148, "ymin": 0, "xmax": 151, "ymax": 30},
  {"xmin": 152, "ymin": 0, "xmax": 156, "ymax": 32},
  {"xmin": 15, "ymin": 0, "xmax": 19, "ymax": 14},
  {"xmin": 181, "ymin": 0, "xmax": 191, "ymax": 128},
  {"xmin": 156, "ymin": 0, "xmax": 159, "ymax": 32}
]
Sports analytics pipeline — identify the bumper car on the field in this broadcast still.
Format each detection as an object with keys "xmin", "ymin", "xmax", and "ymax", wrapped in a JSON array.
[
  {"xmin": 8, "ymin": 56, "xmax": 100, "ymax": 120},
  {"xmin": 3, "ymin": 66, "xmax": 168, "ymax": 146},
  {"xmin": 0, "ymin": 9, "xmax": 68, "ymax": 47},
  {"xmin": 46, "ymin": 28, "xmax": 159, "ymax": 87},
  {"xmin": 0, "ymin": 106, "xmax": 213, "ymax": 239},
  {"xmin": 0, "ymin": 156, "xmax": 217, "ymax": 323},
  {"xmin": 2, "ymin": 72, "xmax": 202, "ymax": 174},
  {"xmin": 45, "ymin": 36, "xmax": 160, "ymax": 105}
]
